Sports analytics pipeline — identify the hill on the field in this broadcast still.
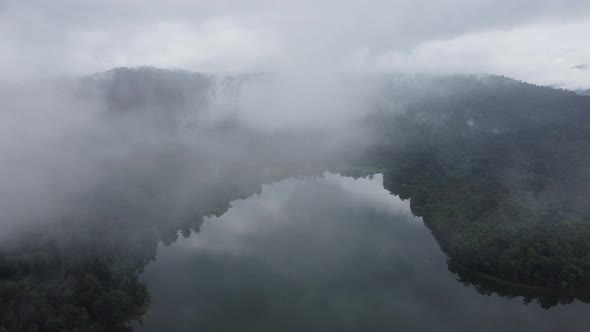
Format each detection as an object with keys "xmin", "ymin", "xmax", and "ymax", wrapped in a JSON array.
[{"xmin": 366, "ymin": 74, "xmax": 590, "ymax": 290}]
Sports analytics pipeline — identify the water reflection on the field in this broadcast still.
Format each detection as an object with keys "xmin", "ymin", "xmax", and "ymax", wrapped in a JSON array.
[{"xmin": 137, "ymin": 173, "xmax": 590, "ymax": 331}]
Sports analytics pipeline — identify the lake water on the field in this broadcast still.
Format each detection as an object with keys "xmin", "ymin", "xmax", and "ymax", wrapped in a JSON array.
[{"xmin": 136, "ymin": 173, "xmax": 590, "ymax": 332}]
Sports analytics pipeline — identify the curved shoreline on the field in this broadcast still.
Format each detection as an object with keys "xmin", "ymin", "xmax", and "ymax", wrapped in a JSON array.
[
  {"xmin": 407, "ymin": 201, "xmax": 590, "ymax": 302},
  {"xmin": 448, "ymin": 260, "xmax": 590, "ymax": 301}
]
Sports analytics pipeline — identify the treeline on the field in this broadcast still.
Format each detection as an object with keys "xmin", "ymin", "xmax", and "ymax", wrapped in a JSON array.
[
  {"xmin": 368, "ymin": 75, "xmax": 590, "ymax": 293},
  {"xmin": 3, "ymin": 70, "xmax": 590, "ymax": 330},
  {"xmin": 0, "ymin": 68, "xmax": 226, "ymax": 331},
  {"xmin": 0, "ymin": 142, "xmax": 317, "ymax": 331},
  {"xmin": 0, "ymin": 67, "xmax": 324, "ymax": 331},
  {"xmin": 0, "ymin": 199, "xmax": 204, "ymax": 332},
  {"xmin": 0, "ymin": 175, "xmax": 268, "ymax": 332}
]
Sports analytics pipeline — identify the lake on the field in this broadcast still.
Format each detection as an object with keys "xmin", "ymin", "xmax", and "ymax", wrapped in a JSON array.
[{"xmin": 135, "ymin": 173, "xmax": 590, "ymax": 331}]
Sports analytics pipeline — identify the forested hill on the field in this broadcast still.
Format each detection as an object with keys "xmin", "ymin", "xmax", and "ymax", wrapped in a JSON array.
[
  {"xmin": 2, "ymin": 69, "xmax": 590, "ymax": 331},
  {"xmin": 80, "ymin": 66, "xmax": 248, "ymax": 109},
  {"xmin": 0, "ymin": 68, "xmax": 321, "ymax": 332},
  {"xmin": 367, "ymin": 74, "xmax": 590, "ymax": 291},
  {"xmin": 77, "ymin": 67, "xmax": 253, "ymax": 132}
]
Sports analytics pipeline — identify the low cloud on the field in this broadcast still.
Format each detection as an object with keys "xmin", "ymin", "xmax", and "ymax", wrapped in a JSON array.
[{"xmin": 1, "ymin": 0, "xmax": 590, "ymax": 87}]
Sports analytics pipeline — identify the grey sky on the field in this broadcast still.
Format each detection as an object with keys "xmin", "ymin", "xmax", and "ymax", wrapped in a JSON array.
[{"xmin": 1, "ymin": 0, "xmax": 590, "ymax": 88}]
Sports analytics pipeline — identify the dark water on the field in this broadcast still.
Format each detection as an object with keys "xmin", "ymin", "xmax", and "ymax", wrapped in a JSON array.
[{"xmin": 136, "ymin": 173, "xmax": 590, "ymax": 332}]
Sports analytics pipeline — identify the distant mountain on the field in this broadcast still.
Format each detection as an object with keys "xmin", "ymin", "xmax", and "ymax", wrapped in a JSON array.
[
  {"xmin": 81, "ymin": 67, "xmax": 218, "ymax": 113},
  {"xmin": 81, "ymin": 66, "xmax": 213, "ymax": 111},
  {"xmin": 570, "ymin": 64, "xmax": 589, "ymax": 71},
  {"xmin": 76, "ymin": 66, "xmax": 261, "ymax": 133}
]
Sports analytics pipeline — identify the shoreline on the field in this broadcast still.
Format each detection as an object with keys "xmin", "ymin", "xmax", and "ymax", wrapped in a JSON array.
[{"xmin": 449, "ymin": 260, "xmax": 590, "ymax": 300}]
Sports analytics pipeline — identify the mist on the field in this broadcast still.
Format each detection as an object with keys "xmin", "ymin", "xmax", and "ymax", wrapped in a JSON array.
[
  {"xmin": 0, "ymin": 67, "xmax": 385, "ymax": 243},
  {"xmin": 0, "ymin": 0, "xmax": 588, "ymax": 261},
  {"xmin": 2, "ymin": 1, "xmax": 590, "ymax": 331}
]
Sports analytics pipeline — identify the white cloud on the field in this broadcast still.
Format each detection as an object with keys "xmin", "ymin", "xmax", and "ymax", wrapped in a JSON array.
[
  {"xmin": 367, "ymin": 20, "xmax": 590, "ymax": 89},
  {"xmin": 66, "ymin": 19, "xmax": 281, "ymax": 74},
  {"xmin": 1, "ymin": 0, "xmax": 590, "ymax": 87}
]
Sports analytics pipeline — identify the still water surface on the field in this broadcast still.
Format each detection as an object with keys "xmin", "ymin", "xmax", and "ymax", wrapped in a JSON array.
[{"xmin": 136, "ymin": 173, "xmax": 590, "ymax": 331}]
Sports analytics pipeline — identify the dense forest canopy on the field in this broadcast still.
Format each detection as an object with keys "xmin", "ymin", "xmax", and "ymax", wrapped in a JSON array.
[
  {"xmin": 2, "ymin": 68, "xmax": 590, "ymax": 331},
  {"xmin": 367, "ymin": 74, "xmax": 590, "ymax": 290}
]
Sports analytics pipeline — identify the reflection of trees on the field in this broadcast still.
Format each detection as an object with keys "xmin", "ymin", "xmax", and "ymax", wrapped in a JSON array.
[{"xmin": 449, "ymin": 261, "xmax": 590, "ymax": 310}]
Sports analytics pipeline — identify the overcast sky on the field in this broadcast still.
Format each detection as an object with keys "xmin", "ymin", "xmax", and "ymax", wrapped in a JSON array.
[{"xmin": 1, "ymin": 0, "xmax": 590, "ymax": 88}]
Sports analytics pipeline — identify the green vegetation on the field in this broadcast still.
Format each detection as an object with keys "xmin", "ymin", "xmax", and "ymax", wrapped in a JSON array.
[
  {"xmin": 0, "ymin": 215, "xmax": 193, "ymax": 331},
  {"xmin": 3, "ymin": 72, "xmax": 590, "ymax": 330},
  {"xmin": 0, "ymin": 179, "xmax": 265, "ymax": 331},
  {"xmin": 448, "ymin": 261, "xmax": 590, "ymax": 309},
  {"xmin": 370, "ymin": 75, "xmax": 590, "ymax": 292}
]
